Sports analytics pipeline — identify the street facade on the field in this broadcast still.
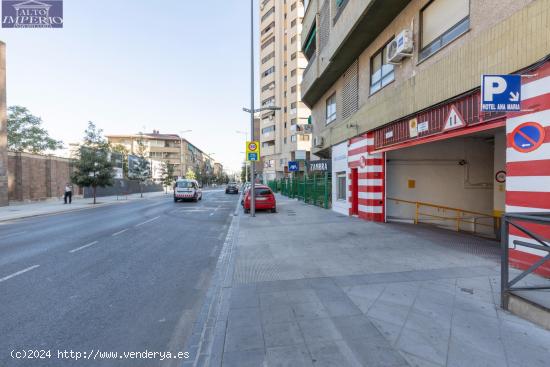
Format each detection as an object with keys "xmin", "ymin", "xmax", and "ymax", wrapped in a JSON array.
[{"xmin": 0, "ymin": 0, "xmax": 549, "ymax": 366}]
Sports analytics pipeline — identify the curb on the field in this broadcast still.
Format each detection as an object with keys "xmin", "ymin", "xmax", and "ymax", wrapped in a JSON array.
[{"xmin": 182, "ymin": 195, "xmax": 242, "ymax": 367}]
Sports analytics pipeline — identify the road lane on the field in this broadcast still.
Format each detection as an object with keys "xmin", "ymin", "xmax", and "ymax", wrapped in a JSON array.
[{"xmin": 0, "ymin": 189, "xmax": 239, "ymax": 367}]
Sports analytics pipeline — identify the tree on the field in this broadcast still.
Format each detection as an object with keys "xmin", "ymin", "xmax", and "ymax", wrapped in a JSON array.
[
  {"xmin": 7, "ymin": 105, "xmax": 63, "ymax": 153},
  {"xmin": 241, "ymin": 163, "xmax": 247, "ymax": 183},
  {"xmin": 71, "ymin": 122, "xmax": 114, "ymax": 204},
  {"xmin": 160, "ymin": 160, "xmax": 175, "ymax": 193},
  {"xmin": 111, "ymin": 144, "xmax": 129, "ymax": 178},
  {"xmin": 185, "ymin": 167, "xmax": 196, "ymax": 180},
  {"xmin": 128, "ymin": 134, "xmax": 151, "ymax": 198}
]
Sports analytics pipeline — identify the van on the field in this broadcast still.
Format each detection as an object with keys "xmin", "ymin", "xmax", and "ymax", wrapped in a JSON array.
[{"xmin": 173, "ymin": 179, "xmax": 202, "ymax": 202}]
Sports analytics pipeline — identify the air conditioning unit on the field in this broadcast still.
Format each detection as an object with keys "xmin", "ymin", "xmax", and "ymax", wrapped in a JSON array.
[
  {"xmin": 386, "ymin": 29, "xmax": 413, "ymax": 64},
  {"xmin": 313, "ymin": 136, "xmax": 324, "ymax": 148}
]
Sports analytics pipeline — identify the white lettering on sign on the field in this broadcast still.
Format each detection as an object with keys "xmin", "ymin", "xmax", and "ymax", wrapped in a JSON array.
[{"xmin": 385, "ymin": 131, "xmax": 394, "ymax": 139}]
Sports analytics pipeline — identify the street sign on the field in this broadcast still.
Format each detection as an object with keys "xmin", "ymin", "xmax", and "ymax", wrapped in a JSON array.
[
  {"xmin": 288, "ymin": 161, "xmax": 299, "ymax": 172},
  {"xmin": 306, "ymin": 160, "xmax": 331, "ymax": 173},
  {"xmin": 443, "ymin": 105, "xmax": 466, "ymax": 131},
  {"xmin": 481, "ymin": 74, "xmax": 521, "ymax": 112},
  {"xmin": 510, "ymin": 122, "xmax": 546, "ymax": 153},
  {"xmin": 246, "ymin": 141, "xmax": 260, "ymax": 161}
]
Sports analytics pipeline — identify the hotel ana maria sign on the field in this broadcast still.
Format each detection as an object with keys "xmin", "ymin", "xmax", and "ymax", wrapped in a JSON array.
[{"xmin": 2, "ymin": 0, "xmax": 63, "ymax": 28}]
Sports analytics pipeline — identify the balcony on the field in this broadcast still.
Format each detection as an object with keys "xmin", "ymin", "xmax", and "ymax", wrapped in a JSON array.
[
  {"xmin": 261, "ymin": 130, "xmax": 275, "ymax": 142},
  {"xmin": 261, "ymin": 144, "xmax": 275, "ymax": 156},
  {"xmin": 300, "ymin": 0, "xmax": 411, "ymax": 106}
]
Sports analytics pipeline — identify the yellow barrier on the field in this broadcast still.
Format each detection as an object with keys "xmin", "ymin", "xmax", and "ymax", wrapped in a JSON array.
[{"xmin": 387, "ymin": 198, "xmax": 499, "ymax": 235}]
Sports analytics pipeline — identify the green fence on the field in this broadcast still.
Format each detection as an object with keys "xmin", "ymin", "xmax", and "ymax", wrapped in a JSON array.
[{"xmin": 268, "ymin": 173, "xmax": 331, "ymax": 209}]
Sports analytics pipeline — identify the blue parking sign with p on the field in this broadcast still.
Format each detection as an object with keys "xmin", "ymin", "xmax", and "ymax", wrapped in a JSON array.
[
  {"xmin": 288, "ymin": 161, "xmax": 299, "ymax": 172},
  {"xmin": 481, "ymin": 74, "xmax": 521, "ymax": 112}
]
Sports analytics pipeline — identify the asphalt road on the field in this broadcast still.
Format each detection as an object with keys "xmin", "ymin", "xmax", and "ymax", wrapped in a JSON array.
[{"xmin": 0, "ymin": 189, "xmax": 239, "ymax": 367}]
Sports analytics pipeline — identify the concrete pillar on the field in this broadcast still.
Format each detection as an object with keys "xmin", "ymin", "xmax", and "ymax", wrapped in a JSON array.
[{"xmin": 0, "ymin": 42, "xmax": 8, "ymax": 206}]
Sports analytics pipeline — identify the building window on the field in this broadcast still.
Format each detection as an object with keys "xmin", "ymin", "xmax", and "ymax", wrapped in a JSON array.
[
  {"xmin": 262, "ymin": 51, "xmax": 275, "ymax": 64},
  {"xmin": 337, "ymin": 172, "xmax": 346, "ymax": 200},
  {"xmin": 291, "ymin": 52, "xmax": 297, "ymax": 60},
  {"xmin": 291, "ymin": 19, "xmax": 296, "ymax": 27},
  {"xmin": 291, "ymin": 2, "xmax": 297, "ymax": 11},
  {"xmin": 291, "ymin": 85, "xmax": 297, "ymax": 94},
  {"xmin": 261, "ymin": 7, "xmax": 275, "ymax": 22},
  {"xmin": 370, "ymin": 42, "xmax": 394, "ymax": 95},
  {"xmin": 261, "ymin": 36, "xmax": 275, "ymax": 50},
  {"xmin": 262, "ymin": 125, "xmax": 275, "ymax": 134},
  {"xmin": 303, "ymin": 25, "xmax": 316, "ymax": 60},
  {"xmin": 262, "ymin": 66, "xmax": 275, "ymax": 77},
  {"xmin": 298, "ymin": 134, "xmax": 310, "ymax": 141},
  {"xmin": 420, "ymin": 0, "xmax": 470, "ymax": 60},
  {"xmin": 291, "ymin": 69, "xmax": 297, "ymax": 77},
  {"xmin": 261, "ymin": 22, "xmax": 275, "ymax": 36},
  {"xmin": 326, "ymin": 93, "xmax": 336, "ymax": 124},
  {"xmin": 291, "ymin": 35, "xmax": 296, "ymax": 44},
  {"xmin": 291, "ymin": 135, "xmax": 297, "ymax": 142}
]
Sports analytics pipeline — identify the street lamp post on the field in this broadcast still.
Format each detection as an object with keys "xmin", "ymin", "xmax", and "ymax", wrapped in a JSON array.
[{"xmin": 244, "ymin": 0, "xmax": 280, "ymax": 216}]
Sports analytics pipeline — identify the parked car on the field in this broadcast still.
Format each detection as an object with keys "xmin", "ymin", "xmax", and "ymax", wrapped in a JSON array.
[
  {"xmin": 225, "ymin": 182, "xmax": 239, "ymax": 194},
  {"xmin": 173, "ymin": 179, "xmax": 202, "ymax": 202},
  {"xmin": 243, "ymin": 185, "xmax": 276, "ymax": 213}
]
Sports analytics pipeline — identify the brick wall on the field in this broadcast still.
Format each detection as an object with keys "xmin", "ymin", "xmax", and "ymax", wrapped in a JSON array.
[
  {"xmin": 7, "ymin": 152, "xmax": 77, "ymax": 202},
  {"xmin": 0, "ymin": 42, "xmax": 8, "ymax": 206}
]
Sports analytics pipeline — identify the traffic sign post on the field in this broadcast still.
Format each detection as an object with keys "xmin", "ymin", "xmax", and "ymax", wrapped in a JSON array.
[
  {"xmin": 246, "ymin": 141, "xmax": 260, "ymax": 161},
  {"xmin": 481, "ymin": 74, "xmax": 521, "ymax": 112},
  {"xmin": 510, "ymin": 122, "xmax": 546, "ymax": 153}
]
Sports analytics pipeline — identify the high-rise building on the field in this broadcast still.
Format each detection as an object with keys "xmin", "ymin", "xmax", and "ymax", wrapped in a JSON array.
[{"xmin": 259, "ymin": 0, "xmax": 312, "ymax": 182}]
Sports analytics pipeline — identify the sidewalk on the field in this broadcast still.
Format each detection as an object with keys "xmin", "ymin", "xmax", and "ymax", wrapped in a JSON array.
[
  {"xmin": 190, "ymin": 195, "xmax": 550, "ymax": 367},
  {"xmin": 0, "ymin": 191, "xmax": 168, "ymax": 222}
]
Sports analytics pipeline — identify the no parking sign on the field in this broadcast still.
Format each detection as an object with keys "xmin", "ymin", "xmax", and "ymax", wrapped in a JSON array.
[{"xmin": 510, "ymin": 122, "xmax": 546, "ymax": 153}]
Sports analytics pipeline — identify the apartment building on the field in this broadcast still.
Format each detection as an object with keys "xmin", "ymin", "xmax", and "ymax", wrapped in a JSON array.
[
  {"xmin": 301, "ymin": 0, "xmax": 550, "ymax": 273},
  {"xmin": 259, "ymin": 0, "xmax": 313, "ymax": 182},
  {"xmin": 106, "ymin": 131, "xmax": 217, "ymax": 179}
]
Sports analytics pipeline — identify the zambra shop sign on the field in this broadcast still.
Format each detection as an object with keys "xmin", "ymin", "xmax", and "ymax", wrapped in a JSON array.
[{"xmin": 306, "ymin": 160, "xmax": 331, "ymax": 173}]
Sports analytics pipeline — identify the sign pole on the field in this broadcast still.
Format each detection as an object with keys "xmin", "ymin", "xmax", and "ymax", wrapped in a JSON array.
[{"xmin": 249, "ymin": 0, "xmax": 256, "ymax": 217}]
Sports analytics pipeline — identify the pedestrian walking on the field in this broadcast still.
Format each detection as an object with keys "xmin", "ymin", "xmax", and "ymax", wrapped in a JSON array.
[{"xmin": 64, "ymin": 183, "xmax": 73, "ymax": 204}]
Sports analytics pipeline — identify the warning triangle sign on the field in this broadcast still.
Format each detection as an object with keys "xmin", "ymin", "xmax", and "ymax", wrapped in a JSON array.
[{"xmin": 443, "ymin": 105, "xmax": 466, "ymax": 131}]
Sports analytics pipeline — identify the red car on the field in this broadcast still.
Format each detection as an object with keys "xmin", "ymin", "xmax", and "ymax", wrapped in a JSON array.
[{"xmin": 243, "ymin": 185, "xmax": 277, "ymax": 213}]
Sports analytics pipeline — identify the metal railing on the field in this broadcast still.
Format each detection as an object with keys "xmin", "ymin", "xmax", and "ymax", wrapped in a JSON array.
[
  {"xmin": 268, "ymin": 173, "xmax": 331, "ymax": 209},
  {"xmin": 501, "ymin": 212, "xmax": 550, "ymax": 310},
  {"xmin": 387, "ymin": 198, "xmax": 498, "ymax": 236}
]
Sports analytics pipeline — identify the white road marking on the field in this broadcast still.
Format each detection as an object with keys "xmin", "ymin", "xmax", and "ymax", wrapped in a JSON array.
[
  {"xmin": 0, "ymin": 231, "xmax": 28, "ymax": 240},
  {"xmin": 112, "ymin": 229, "xmax": 129, "ymax": 237},
  {"xmin": 135, "ymin": 216, "xmax": 160, "ymax": 227},
  {"xmin": 69, "ymin": 241, "xmax": 99, "ymax": 253},
  {"xmin": 0, "ymin": 265, "xmax": 40, "ymax": 283}
]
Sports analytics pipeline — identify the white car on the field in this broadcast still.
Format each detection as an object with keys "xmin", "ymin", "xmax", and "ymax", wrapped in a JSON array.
[{"xmin": 173, "ymin": 179, "xmax": 202, "ymax": 202}]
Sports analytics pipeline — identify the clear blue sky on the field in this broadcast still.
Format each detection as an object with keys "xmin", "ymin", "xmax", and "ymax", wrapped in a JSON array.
[{"xmin": 1, "ymin": 0, "xmax": 260, "ymax": 171}]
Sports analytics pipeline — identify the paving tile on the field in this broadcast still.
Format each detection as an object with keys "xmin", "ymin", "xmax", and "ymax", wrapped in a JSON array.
[
  {"xmin": 306, "ymin": 340, "xmax": 360, "ymax": 367},
  {"xmin": 259, "ymin": 291, "xmax": 290, "ymax": 308},
  {"xmin": 307, "ymin": 277, "xmax": 341, "ymax": 291},
  {"xmin": 332, "ymin": 315, "xmax": 387, "ymax": 344},
  {"xmin": 404, "ymin": 310, "xmax": 451, "ymax": 336},
  {"xmin": 396, "ymin": 326, "xmax": 449, "ymax": 366},
  {"xmin": 321, "ymin": 298, "xmax": 363, "ymax": 317},
  {"xmin": 297, "ymin": 318, "xmax": 342, "ymax": 344},
  {"xmin": 286, "ymin": 289, "xmax": 320, "ymax": 304},
  {"xmin": 447, "ymin": 337, "xmax": 507, "ymax": 367},
  {"xmin": 314, "ymin": 287, "xmax": 349, "ymax": 302},
  {"xmin": 292, "ymin": 301, "xmax": 329, "ymax": 320},
  {"xmin": 263, "ymin": 321, "xmax": 306, "ymax": 348},
  {"xmin": 266, "ymin": 344, "xmax": 313, "ymax": 367},
  {"xmin": 369, "ymin": 317, "xmax": 403, "ymax": 346},
  {"xmin": 229, "ymin": 287, "xmax": 259, "ymax": 309},
  {"xmin": 261, "ymin": 304, "xmax": 295, "ymax": 325},
  {"xmin": 453, "ymin": 293, "xmax": 498, "ymax": 318},
  {"xmin": 227, "ymin": 307, "xmax": 261, "ymax": 328},
  {"xmin": 366, "ymin": 299, "xmax": 411, "ymax": 326},
  {"xmin": 224, "ymin": 323, "xmax": 264, "ymax": 352},
  {"xmin": 346, "ymin": 338, "xmax": 410, "ymax": 367},
  {"xmin": 222, "ymin": 348, "xmax": 265, "ymax": 367},
  {"xmin": 400, "ymin": 351, "xmax": 444, "ymax": 367},
  {"xmin": 378, "ymin": 282, "xmax": 420, "ymax": 307}
]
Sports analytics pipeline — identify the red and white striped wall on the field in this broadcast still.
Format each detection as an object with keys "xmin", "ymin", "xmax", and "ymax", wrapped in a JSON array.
[
  {"xmin": 506, "ymin": 61, "xmax": 550, "ymax": 276},
  {"xmin": 347, "ymin": 132, "xmax": 385, "ymax": 222}
]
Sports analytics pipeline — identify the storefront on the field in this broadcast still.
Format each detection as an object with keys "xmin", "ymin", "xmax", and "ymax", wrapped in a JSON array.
[{"xmin": 343, "ymin": 59, "xmax": 550, "ymax": 274}]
